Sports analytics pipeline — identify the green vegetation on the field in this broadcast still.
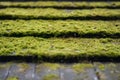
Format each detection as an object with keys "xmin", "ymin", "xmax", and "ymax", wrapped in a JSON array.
[
  {"xmin": 43, "ymin": 63, "xmax": 60, "ymax": 70},
  {"xmin": 0, "ymin": 8, "xmax": 119, "ymax": 20},
  {"xmin": 107, "ymin": 63, "xmax": 116, "ymax": 68},
  {"xmin": 17, "ymin": 63, "xmax": 30, "ymax": 72},
  {"xmin": 72, "ymin": 63, "xmax": 93, "ymax": 73},
  {"xmin": 0, "ymin": 20, "xmax": 119, "ymax": 38},
  {"xmin": 98, "ymin": 64, "xmax": 105, "ymax": 71},
  {"xmin": 43, "ymin": 74, "xmax": 60, "ymax": 80},
  {"xmin": 36, "ymin": 63, "xmax": 60, "ymax": 72},
  {"xmin": 0, "ymin": 1, "xmax": 120, "ymax": 9},
  {"xmin": 0, "ymin": 62, "xmax": 12, "ymax": 70},
  {"xmin": 7, "ymin": 77, "xmax": 19, "ymax": 80},
  {"xmin": 0, "ymin": 1, "xmax": 119, "ymax": 62},
  {"xmin": 0, "ymin": 37, "xmax": 119, "ymax": 60}
]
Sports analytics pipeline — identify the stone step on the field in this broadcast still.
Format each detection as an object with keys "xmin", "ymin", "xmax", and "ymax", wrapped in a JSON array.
[{"xmin": 0, "ymin": 62, "xmax": 120, "ymax": 80}]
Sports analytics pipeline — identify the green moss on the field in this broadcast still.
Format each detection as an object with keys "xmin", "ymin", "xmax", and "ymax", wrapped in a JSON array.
[
  {"xmin": 72, "ymin": 63, "xmax": 93, "ymax": 73},
  {"xmin": 0, "ymin": 37, "xmax": 119, "ymax": 60},
  {"xmin": 0, "ymin": 62, "xmax": 12, "ymax": 70},
  {"xmin": 17, "ymin": 63, "xmax": 30, "ymax": 73},
  {"xmin": 36, "ymin": 64, "xmax": 42, "ymax": 73},
  {"xmin": 7, "ymin": 77, "xmax": 19, "ymax": 80},
  {"xmin": 0, "ymin": 20, "xmax": 119, "ymax": 38},
  {"xmin": 98, "ymin": 64, "xmax": 105, "ymax": 71},
  {"xmin": 107, "ymin": 63, "xmax": 116, "ymax": 68},
  {"xmin": 0, "ymin": 1, "xmax": 120, "ymax": 8},
  {"xmin": 43, "ymin": 74, "xmax": 60, "ymax": 80},
  {"xmin": 0, "ymin": 8, "xmax": 119, "ymax": 20},
  {"xmin": 0, "ymin": 64, "xmax": 6, "ymax": 70},
  {"xmin": 43, "ymin": 63, "xmax": 60, "ymax": 70},
  {"xmin": 36, "ymin": 63, "xmax": 60, "ymax": 73}
]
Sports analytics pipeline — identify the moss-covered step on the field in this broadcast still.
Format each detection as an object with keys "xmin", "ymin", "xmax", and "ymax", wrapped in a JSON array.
[
  {"xmin": 0, "ymin": 20, "xmax": 119, "ymax": 38},
  {"xmin": 0, "ymin": 8, "xmax": 119, "ymax": 20},
  {"xmin": 0, "ymin": 1, "xmax": 120, "ymax": 9},
  {"xmin": 0, "ymin": 37, "xmax": 119, "ymax": 61}
]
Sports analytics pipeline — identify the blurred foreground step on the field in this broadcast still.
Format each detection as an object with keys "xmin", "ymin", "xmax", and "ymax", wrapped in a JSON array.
[
  {"xmin": 0, "ymin": 20, "xmax": 119, "ymax": 38},
  {"xmin": 93, "ymin": 62, "xmax": 120, "ymax": 80},
  {"xmin": 7, "ymin": 63, "xmax": 35, "ymax": 80},
  {"xmin": 0, "ymin": 0, "xmax": 120, "ymax": 1},
  {"xmin": 0, "ymin": 1, "xmax": 120, "ymax": 9},
  {"xmin": 0, "ymin": 8, "xmax": 120, "ymax": 20},
  {"xmin": 0, "ymin": 63, "xmax": 12, "ymax": 80},
  {"xmin": 0, "ymin": 62, "xmax": 120, "ymax": 80}
]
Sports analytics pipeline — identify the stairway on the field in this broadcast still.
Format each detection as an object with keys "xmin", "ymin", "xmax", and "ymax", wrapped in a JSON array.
[{"xmin": 0, "ymin": 0, "xmax": 120, "ymax": 80}]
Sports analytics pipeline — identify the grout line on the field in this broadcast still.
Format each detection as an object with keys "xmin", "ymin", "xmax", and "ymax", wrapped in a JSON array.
[
  {"xmin": 92, "ymin": 62, "xmax": 99, "ymax": 80},
  {"xmin": 32, "ymin": 63, "xmax": 36, "ymax": 80},
  {"xmin": 4, "ymin": 64, "xmax": 12, "ymax": 80}
]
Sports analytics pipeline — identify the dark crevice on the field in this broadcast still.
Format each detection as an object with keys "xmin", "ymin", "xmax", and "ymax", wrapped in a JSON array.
[
  {"xmin": 0, "ymin": 56, "xmax": 120, "ymax": 63},
  {"xmin": 0, "ymin": 0, "xmax": 120, "ymax": 2},
  {"xmin": 0, "ymin": 32, "xmax": 120, "ymax": 38},
  {"xmin": 0, "ymin": 15, "xmax": 120, "ymax": 20},
  {"xmin": 0, "ymin": 56, "xmax": 38, "ymax": 63},
  {"xmin": 0, "ymin": 5, "xmax": 120, "ymax": 9}
]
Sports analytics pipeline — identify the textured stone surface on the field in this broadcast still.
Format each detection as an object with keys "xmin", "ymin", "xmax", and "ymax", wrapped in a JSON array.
[{"xmin": 0, "ymin": 62, "xmax": 120, "ymax": 80}]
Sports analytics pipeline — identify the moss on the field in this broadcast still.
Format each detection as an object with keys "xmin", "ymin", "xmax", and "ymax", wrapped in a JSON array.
[
  {"xmin": 17, "ymin": 63, "xmax": 30, "ymax": 73},
  {"xmin": 0, "ymin": 20, "xmax": 119, "ymax": 38},
  {"xmin": 98, "ymin": 64, "xmax": 105, "ymax": 71},
  {"xmin": 0, "ymin": 8, "xmax": 119, "ymax": 20},
  {"xmin": 7, "ymin": 77, "xmax": 19, "ymax": 80},
  {"xmin": 36, "ymin": 63, "xmax": 60, "ymax": 73},
  {"xmin": 36, "ymin": 65, "xmax": 42, "ymax": 73},
  {"xmin": 107, "ymin": 63, "xmax": 117, "ymax": 72},
  {"xmin": 43, "ymin": 63, "xmax": 60, "ymax": 70},
  {"xmin": 107, "ymin": 63, "xmax": 116, "ymax": 68},
  {"xmin": 0, "ymin": 1, "xmax": 120, "ymax": 9},
  {"xmin": 43, "ymin": 74, "xmax": 60, "ymax": 80},
  {"xmin": 0, "ymin": 62, "xmax": 12, "ymax": 70},
  {"xmin": 0, "ymin": 37, "xmax": 120, "ymax": 61},
  {"xmin": 72, "ymin": 63, "xmax": 93, "ymax": 73},
  {"xmin": 0, "ymin": 64, "xmax": 6, "ymax": 70}
]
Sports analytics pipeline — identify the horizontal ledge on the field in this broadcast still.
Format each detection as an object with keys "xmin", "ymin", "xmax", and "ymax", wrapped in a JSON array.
[
  {"xmin": 0, "ymin": 15, "xmax": 120, "ymax": 20},
  {"xmin": 1, "ymin": 33, "xmax": 120, "ymax": 38},
  {"xmin": 0, "ymin": 55, "xmax": 120, "ymax": 63},
  {"xmin": 0, "ymin": 6, "xmax": 120, "ymax": 9}
]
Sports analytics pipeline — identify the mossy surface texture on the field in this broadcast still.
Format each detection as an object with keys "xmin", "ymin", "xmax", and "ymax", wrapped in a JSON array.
[
  {"xmin": 0, "ymin": 37, "xmax": 119, "ymax": 58},
  {"xmin": 0, "ymin": 8, "xmax": 119, "ymax": 20},
  {"xmin": 0, "ymin": 1, "xmax": 119, "ymax": 62},
  {"xmin": 72, "ymin": 63, "xmax": 93, "ymax": 73},
  {"xmin": 0, "ymin": 20, "xmax": 119, "ymax": 38},
  {"xmin": 7, "ymin": 77, "xmax": 19, "ymax": 80},
  {"xmin": 43, "ymin": 74, "xmax": 60, "ymax": 80},
  {"xmin": 0, "ymin": 1, "xmax": 120, "ymax": 8}
]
